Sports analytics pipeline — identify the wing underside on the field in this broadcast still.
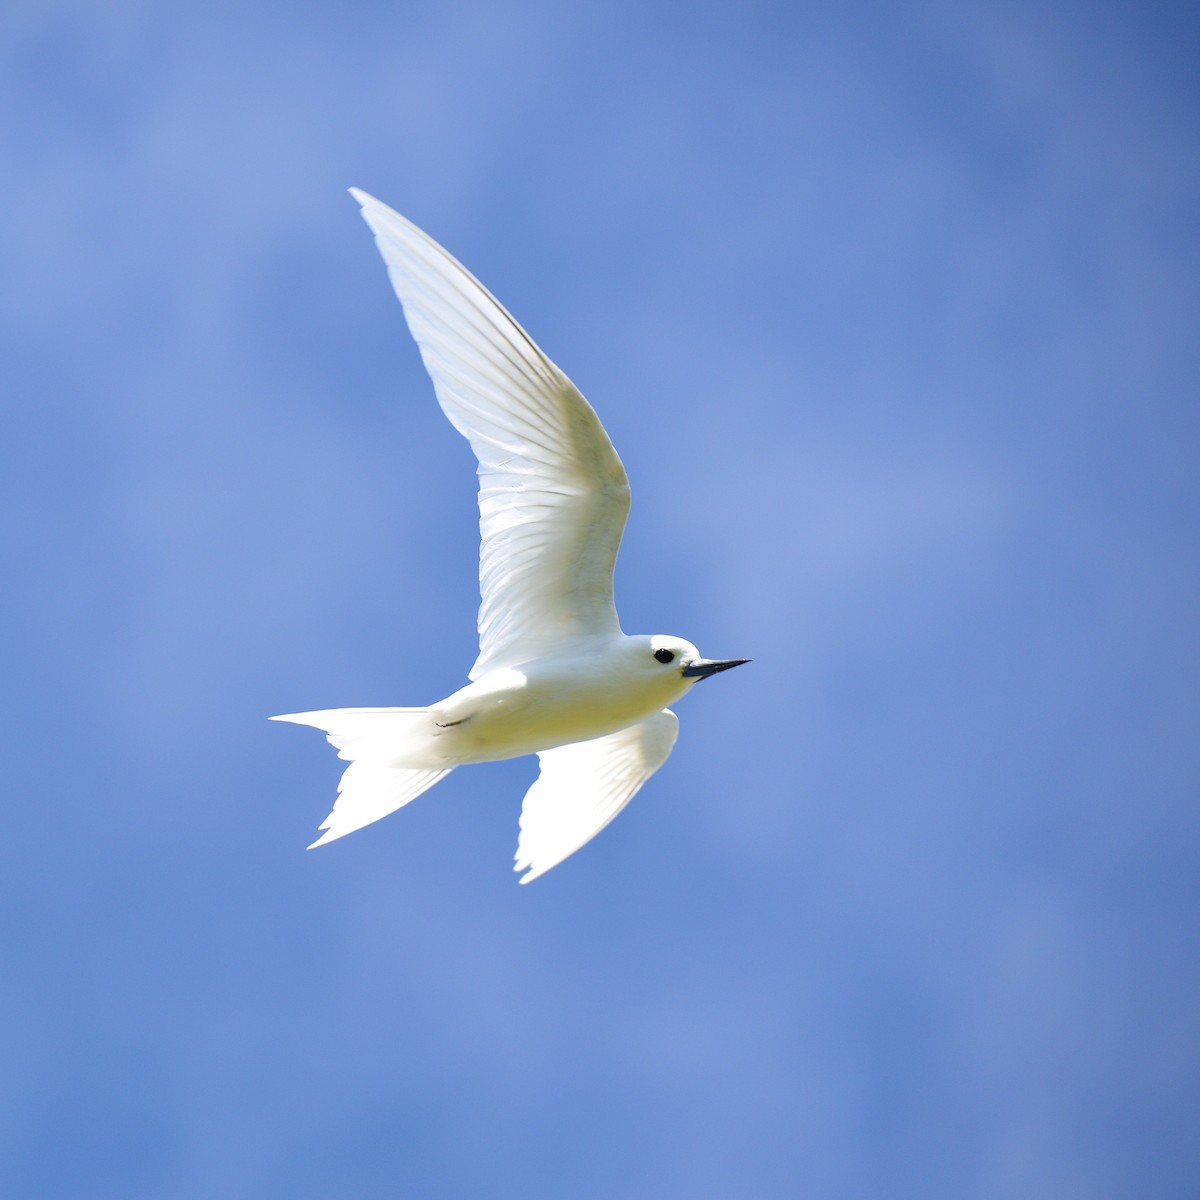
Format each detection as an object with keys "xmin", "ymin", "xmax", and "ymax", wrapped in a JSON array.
[
  {"xmin": 514, "ymin": 709, "xmax": 680, "ymax": 883},
  {"xmin": 352, "ymin": 190, "xmax": 631, "ymax": 678}
]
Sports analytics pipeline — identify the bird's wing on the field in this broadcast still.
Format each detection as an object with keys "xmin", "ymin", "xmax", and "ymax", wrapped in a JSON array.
[
  {"xmin": 352, "ymin": 190, "xmax": 631, "ymax": 680},
  {"xmin": 514, "ymin": 709, "xmax": 679, "ymax": 883}
]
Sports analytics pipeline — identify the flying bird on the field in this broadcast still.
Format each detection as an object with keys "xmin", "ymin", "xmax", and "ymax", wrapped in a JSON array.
[{"xmin": 273, "ymin": 190, "xmax": 748, "ymax": 882}]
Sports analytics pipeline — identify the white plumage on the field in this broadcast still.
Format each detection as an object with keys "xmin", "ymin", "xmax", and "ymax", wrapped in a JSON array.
[{"xmin": 273, "ymin": 191, "xmax": 747, "ymax": 882}]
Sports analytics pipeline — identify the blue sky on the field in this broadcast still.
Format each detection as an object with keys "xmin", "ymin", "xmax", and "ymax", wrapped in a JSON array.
[{"xmin": 3, "ymin": 0, "xmax": 1198, "ymax": 1195}]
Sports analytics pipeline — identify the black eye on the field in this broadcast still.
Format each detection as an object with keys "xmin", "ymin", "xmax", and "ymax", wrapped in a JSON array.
[{"xmin": 654, "ymin": 648, "xmax": 675, "ymax": 664}]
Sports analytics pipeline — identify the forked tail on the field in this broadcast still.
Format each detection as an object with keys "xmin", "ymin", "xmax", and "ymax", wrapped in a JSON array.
[{"xmin": 270, "ymin": 708, "xmax": 453, "ymax": 846}]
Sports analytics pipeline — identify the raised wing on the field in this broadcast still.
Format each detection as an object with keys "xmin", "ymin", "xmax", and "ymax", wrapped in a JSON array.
[
  {"xmin": 352, "ymin": 190, "xmax": 631, "ymax": 679},
  {"xmin": 514, "ymin": 709, "xmax": 680, "ymax": 884}
]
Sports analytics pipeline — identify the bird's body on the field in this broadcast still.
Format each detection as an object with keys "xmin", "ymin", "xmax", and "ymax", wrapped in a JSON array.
[
  {"xmin": 432, "ymin": 643, "xmax": 683, "ymax": 764},
  {"xmin": 274, "ymin": 191, "xmax": 747, "ymax": 882}
]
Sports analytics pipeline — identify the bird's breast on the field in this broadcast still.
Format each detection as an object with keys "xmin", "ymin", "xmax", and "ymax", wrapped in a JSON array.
[{"xmin": 428, "ymin": 661, "xmax": 671, "ymax": 765}]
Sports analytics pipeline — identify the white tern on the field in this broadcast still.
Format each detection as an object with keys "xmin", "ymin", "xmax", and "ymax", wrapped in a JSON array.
[{"xmin": 273, "ymin": 190, "xmax": 748, "ymax": 882}]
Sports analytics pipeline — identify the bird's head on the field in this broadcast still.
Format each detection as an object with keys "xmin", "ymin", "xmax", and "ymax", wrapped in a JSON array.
[{"xmin": 643, "ymin": 635, "xmax": 750, "ymax": 688}]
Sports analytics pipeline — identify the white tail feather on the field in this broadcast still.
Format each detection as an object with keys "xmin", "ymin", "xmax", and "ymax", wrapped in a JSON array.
[{"xmin": 270, "ymin": 708, "xmax": 452, "ymax": 847}]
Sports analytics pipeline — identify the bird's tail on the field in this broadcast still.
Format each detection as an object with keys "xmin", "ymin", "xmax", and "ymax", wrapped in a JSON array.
[{"xmin": 270, "ymin": 708, "xmax": 452, "ymax": 847}]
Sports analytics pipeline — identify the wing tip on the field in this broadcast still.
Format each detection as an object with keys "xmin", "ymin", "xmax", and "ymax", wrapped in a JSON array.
[{"xmin": 513, "ymin": 852, "xmax": 542, "ymax": 885}]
